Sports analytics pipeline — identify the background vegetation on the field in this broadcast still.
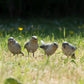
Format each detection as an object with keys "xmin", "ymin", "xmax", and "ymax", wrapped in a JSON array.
[{"xmin": 0, "ymin": 0, "xmax": 84, "ymax": 18}]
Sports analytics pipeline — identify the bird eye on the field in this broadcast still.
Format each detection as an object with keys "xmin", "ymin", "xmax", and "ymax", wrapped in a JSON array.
[
  {"xmin": 54, "ymin": 43, "xmax": 57, "ymax": 45},
  {"xmin": 34, "ymin": 38, "xmax": 37, "ymax": 40},
  {"xmin": 72, "ymin": 47, "xmax": 75, "ymax": 50},
  {"xmin": 64, "ymin": 46, "xmax": 65, "ymax": 48},
  {"xmin": 66, "ymin": 43, "xmax": 69, "ymax": 45},
  {"xmin": 54, "ymin": 43, "xmax": 56, "ymax": 45}
]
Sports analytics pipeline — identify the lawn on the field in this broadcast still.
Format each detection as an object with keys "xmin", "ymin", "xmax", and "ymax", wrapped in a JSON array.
[{"xmin": 0, "ymin": 17, "xmax": 84, "ymax": 84}]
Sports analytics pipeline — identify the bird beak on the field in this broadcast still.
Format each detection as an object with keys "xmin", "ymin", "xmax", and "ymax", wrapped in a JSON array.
[
  {"xmin": 8, "ymin": 40, "xmax": 13, "ymax": 42},
  {"xmin": 75, "ymin": 47, "xmax": 77, "ymax": 50},
  {"xmin": 56, "ymin": 45, "xmax": 58, "ymax": 48},
  {"xmin": 63, "ymin": 45, "xmax": 65, "ymax": 48}
]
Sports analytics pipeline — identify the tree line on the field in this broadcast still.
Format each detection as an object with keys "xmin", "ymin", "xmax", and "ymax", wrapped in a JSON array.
[{"xmin": 0, "ymin": 0, "xmax": 84, "ymax": 18}]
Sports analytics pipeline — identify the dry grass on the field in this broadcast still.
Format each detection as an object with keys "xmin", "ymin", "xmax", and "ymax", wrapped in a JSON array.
[{"xmin": 0, "ymin": 36, "xmax": 84, "ymax": 84}]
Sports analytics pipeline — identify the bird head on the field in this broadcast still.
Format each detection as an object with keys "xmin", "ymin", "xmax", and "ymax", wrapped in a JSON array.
[
  {"xmin": 8, "ymin": 37, "xmax": 15, "ymax": 44},
  {"xmin": 53, "ymin": 42, "xmax": 58, "ymax": 48},
  {"xmin": 31, "ymin": 36, "xmax": 38, "ymax": 42},
  {"xmin": 62, "ymin": 41, "xmax": 77, "ymax": 52},
  {"xmin": 62, "ymin": 41, "xmax": 69, "ymax": 49}
]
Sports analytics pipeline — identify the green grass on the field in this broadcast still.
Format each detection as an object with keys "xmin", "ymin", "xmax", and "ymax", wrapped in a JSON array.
[{"xmin": 0, "ymin": 17, "xmax": 84, "ymax": 84}]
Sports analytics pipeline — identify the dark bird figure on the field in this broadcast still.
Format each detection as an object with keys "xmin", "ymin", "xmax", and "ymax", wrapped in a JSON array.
[
  {"xmin": 40, "ymin": 40, "xmax": 58, "ymax": 56},
  {"xmin": 24, "ymin": 36, "xmax": 38, "ymax": 57},
  {"xmin": 62, "ymin": 41, "xmax": 77, "ymax": 58},
  {"xmin": 8, "ymin": 37, "xmax": 24, "ymax": 56}
]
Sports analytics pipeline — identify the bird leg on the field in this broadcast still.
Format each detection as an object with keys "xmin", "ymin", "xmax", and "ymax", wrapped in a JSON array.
[
  {"xmin": 28, "ymin": 52, "xmax": 29, "ymax": 57},
  {"xmin": 13, "ymin": 54, "xmax": 15, "ymax": 56},
  {"xmin": 14, "ymin": 54, "xmax": 17, "ymax": 62},
  {"xmin": 33, "ymin": 53, "xmax": 34, "ymax": 57},
  {"xmin": 67, "ymin": 55, "xmax": 69, "ymax": 59},
  {"xmin": 20, "ymin": 52, "xmax": 24, "ymax": 56}
]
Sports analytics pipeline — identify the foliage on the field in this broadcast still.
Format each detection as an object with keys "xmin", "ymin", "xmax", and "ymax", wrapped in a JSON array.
[
  {"xmin": 0, "ymin": 0, "xmax": 84, "ymax": 17},
  {"xmin": 4, "ymin": 77, "xmax": 22, "ymax": 84}
]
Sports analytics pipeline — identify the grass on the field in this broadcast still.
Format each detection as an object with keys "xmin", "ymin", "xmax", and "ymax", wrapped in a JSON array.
[{"xmin": 0, "ymin": 17, "xmax": 84, "ymax": 84}]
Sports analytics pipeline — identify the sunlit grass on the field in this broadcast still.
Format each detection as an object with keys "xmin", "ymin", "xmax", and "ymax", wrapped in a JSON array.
[{"xmin": 0, "ymin": 18, "xmax": 84, "ymax": 84}]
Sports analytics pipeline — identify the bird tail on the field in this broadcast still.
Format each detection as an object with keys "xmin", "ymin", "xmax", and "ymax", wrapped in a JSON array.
[
  {"xmin": 41, "ymin": 40, "xmax": 45, "ymax": 44},
  {"xmin": 24, "ymin": 45, "xmax": 26, "ymax": 48},
  {"xmin": 24, "ymin": 44, "xmax": 26, "ymax": 48},
  {"xmin": 71, "ymin": 53, "xmax": 76, "ymax": 59},
  {"xmin": 20, "ymin": 52, "xmax": 24, "ymax": 56},
  {"xmin": 24, "ymin": 42, "xmax": 29, "ymax": 48},
  {"xmin": 40, "ymin": 45, "xmax": 45, "ymax": 48},
  {"xmin": 75, "ymin": 47, "xmax": 77, "ymax": 50}
]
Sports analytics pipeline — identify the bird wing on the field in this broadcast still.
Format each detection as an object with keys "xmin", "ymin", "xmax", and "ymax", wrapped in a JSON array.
[
  {"xmin": 24, "ymin": 41, "xmax": 30, "ymax": 48},
  {"xmin": 41, "ymin": 40, "xmax": 45, "ymax": 44},
  {"xmin": 40, "ymin": 44, "xmax": 49, "ymax": 50},
  {"xmin": 15, "ymin": 42, "xmax": 21, "ymax": 49}
]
